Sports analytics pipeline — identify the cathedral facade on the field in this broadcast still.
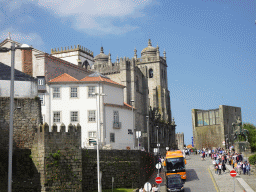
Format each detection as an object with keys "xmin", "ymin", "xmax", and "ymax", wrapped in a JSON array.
[{"xmin": 51, "ymin": 39, "xmax": 176, "ymax": 153}]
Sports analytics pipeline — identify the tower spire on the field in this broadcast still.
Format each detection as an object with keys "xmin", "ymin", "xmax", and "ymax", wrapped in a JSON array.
[
  {"xmin": 100, "ymin": 46, "xmax": 104, "ymax": 53},
  {"xmin": 134, "ymin": 47, "xmax": 137, "ymax": 60}
]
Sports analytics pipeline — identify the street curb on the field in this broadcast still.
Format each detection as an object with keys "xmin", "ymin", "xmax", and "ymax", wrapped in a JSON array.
[{"xmin": 208, "ymin": 167, "xmax": 219, "ymax": 192}]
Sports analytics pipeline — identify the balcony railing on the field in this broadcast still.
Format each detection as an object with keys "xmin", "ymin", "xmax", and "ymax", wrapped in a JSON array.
[{"xmin": 113, "ymin": 121, "xmax": 121, "ymax": 129}]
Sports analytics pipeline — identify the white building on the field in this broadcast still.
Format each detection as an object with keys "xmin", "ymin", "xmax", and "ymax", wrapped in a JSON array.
[{"xmin": 47, "ymin": 72, "xmax": 134, "ymax": 150}]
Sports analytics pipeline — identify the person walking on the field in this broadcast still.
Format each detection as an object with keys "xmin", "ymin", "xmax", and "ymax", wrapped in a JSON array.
[
  {"xmin": 218, "ymin": 163, "xmax": 222, "ymax": 175},
  {"xmin": 222, "ymin": 161, "xmax": 226, "ymax": 173},
  {"xmin": 152, "ymin": 184, "xmax": 159, "ymax": 192},
  {"xmin": 246, "ymin": 162, "xmax": 251, "ymax": 175}
]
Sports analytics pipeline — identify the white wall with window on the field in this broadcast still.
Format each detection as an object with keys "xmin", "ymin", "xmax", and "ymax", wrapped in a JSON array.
[
  {"xmin": 104, "ymin": 105, "xmax": 133, "ymax": 150},
  {"xmin": 46, "ymin": 74, "xmax": 134, "ymax": 149}
]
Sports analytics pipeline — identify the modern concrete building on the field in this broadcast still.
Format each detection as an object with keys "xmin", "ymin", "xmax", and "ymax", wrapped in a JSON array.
[{"xmin": 192, "ymin": 105, "xmax": 242, "ymax": 149}]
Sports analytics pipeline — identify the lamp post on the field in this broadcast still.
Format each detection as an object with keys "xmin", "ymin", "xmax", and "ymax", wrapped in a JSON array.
[
  {"xmin": 146, "ymin": 115, "xmax": 150, "ymax": 152},
  {"xmin": 0, "ymin": 41, "xmax": 32, "ymax": 192},
  {"xmin": 156, "ymin": 126, "xmax": 160, "ymax": 155},
  {"xmin": 131, "ymin": 100, "xmax": 135, "ymax": 149},
  {"xmin": 92, "ymin": 92, "xmax": 106, "ymax": 192}
]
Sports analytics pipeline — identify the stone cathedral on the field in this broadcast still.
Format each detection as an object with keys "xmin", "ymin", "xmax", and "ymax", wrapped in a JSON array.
[{"xmin": 51, "ymin": 39, "xmax": 176, "ymax": 153}]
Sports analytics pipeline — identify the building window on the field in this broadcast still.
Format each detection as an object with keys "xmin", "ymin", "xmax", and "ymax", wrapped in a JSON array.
[
  {"xmin": 88, "ymin": 86, "xmax": 96, "ymax": 98},
  {"xmin": 53, "ymin": 87, "xmax": 60, "ymax": 98},
  {"xmin": 215, "ymin": 110, "xmax": 220, "ymax": 124},
  {"xmin": 53, "ymin": 111, "xmax": 61, "ymax": 123},
  {"xmin": 38, "ymin": 94, "xmax": 45, "ymax": 106},
  {"xmin": 203, "ymin": 112, "xmax": 209, "ymax": 126},
  {"xmin": 113, "ymin": 111, "xmax": 119, "ymax": 123},
  {"xmin": 197, "ymin": 112, "xmax": 203, "ymax": 126},
  {"xmin": 149, "ymin": 68, "xmax": 153, "ymax": 78},
  {"xmin": 88, "ymin": 110, "xmax": 96, "ymax": 122},
  {"xmin": 70, "ymin": 111, "xmax": 78, "ymax": 122},
  {"xmin": 88, "ymin": 131, "xmax": 97, "ymax": 146},
  {"xmin": 70, "ymin": 87, "xmax": 78, "ymax": 98},
  {"xmin": 38, "ymin": 79, "xmax": 44, "ymax": 85},
  {"xmin": 110, "ymin": 133, "xmax": 115, "ymax": 142},
  {"xmin": 136, "ymin": 76, "xmax": 139, "ymax": 91},
  {"xmin": 209, "ymin": 111, "xmax": 214, "ymax": 125}
]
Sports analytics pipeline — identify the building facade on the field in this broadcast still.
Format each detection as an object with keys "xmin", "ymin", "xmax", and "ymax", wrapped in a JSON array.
[
  {"xmin": 192, "ymin": 105, "xmax": 242, "ymax": 149},
  {"xmin": 176, "ymin": 132, "xmax": 184, "ymax": 150},
  {"xmin": 48, "ymin": 72, "xmax": 134, "ymax": 149},
  {"xmin": 51, "ymin": 39, "xmax": 176, "ymax": 153}
]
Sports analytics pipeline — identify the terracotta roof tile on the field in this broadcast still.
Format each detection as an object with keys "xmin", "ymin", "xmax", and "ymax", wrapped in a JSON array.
[
  {"xmin": 104, "ymin": 102, "xmax": 135, "ymax": 110},
  {"xmin": 80, "ymin": 76, "xmax": 124, "ymax": 87},
  {"xmin": 48, "ymin": 73, "xmax": 78, "ymax": 83}
]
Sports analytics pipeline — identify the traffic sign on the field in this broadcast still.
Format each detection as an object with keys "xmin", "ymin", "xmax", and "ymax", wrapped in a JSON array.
[
  {"xmin": 230, "ymin": 170, "xmax": 237, "ymax": 177},
  {"xmin": 155, "ymin": 163, "xmax": 161, "ymax": 169},
  {"xmin": 144, "ymin": 182, "xmax": 152, "ymax": 192},
  {"xmin": 155, "ymin": 176, "xmax": 162, "ymax": 184}
]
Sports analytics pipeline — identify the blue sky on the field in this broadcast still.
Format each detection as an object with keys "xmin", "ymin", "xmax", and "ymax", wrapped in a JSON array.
[{"xmin": 0, "ymin": 0, "xmax": 255, "ymax": 145}]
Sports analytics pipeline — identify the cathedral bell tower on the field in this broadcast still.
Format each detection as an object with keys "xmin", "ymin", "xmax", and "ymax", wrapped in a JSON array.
[{"xmin": 136, "ymin": 39, "xmax": 171, "ymax": 123}]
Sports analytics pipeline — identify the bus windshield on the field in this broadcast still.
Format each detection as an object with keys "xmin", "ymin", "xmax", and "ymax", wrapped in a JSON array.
[{"xmin": 166, "ymin": 157, "xmax": 185, "ymax": 173}]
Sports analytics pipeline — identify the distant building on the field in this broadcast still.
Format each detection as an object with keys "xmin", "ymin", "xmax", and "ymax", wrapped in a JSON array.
[
  {"xmin": 176, "ymin": 132, "xmax": 184, "ymax": 150},
  {"xmin": 48, "ymin": 72, "xmax": 134, "ymax": 149},
  {"xmin": 191, "ymin": 105, "xmax": 242, "ymax": 149},
  {"xmin": 0, "ymin": 62, "xmax": 37, "ymax": 98}
]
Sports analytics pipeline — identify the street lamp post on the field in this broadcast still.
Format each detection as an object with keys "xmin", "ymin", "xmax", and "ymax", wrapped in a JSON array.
[
  {"xmin": 131, "ymin": 100, "xmax": 135, "ymax": 149},
  {"xmin": 92, "ymin": 92, "xmax": 106, "ymax": 192},
  {"xmin": 0, "ymin": 41, "xmax": 32, "ymax": 192},
  {"xmin": 146, "ymin": 116, "xmax": 150, "ymax": 153}
]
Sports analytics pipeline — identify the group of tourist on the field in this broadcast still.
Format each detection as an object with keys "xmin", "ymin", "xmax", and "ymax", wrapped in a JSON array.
[
  {"xmin": 198, "ymin": 147, "xmax": 251, "ymax": 176},
  {"xmin": 139, "ymin": 184, "xmax": 159, "ymax": 192}
]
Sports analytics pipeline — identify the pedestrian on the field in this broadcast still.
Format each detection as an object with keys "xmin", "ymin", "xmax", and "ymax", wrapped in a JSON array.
[
  {"xmin": 246, "ymin": 162, "xmax": 250, "ymax": 176},
  {"xmin": 222, "ymin": 161, "xmax": 226, "ymax": 173},
  {"xmin": 243, "ymin": 162, "xmax": 247, "ymax": 175},
  {"xmin": 218, "ymin": 163, "xmax": 222, "ymax": 175},
  {"xmin": 152, "ymin": 184, "xmax": 159, "ymax": 192},
  {"xmin": 139, "ymin": 188, "xmax": 143, "ymax": 192}
]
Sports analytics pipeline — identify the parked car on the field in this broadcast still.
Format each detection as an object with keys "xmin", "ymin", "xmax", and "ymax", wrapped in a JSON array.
[{"xmin": 166, "ymin": 174, "xmax": 184, "ymax": 192}]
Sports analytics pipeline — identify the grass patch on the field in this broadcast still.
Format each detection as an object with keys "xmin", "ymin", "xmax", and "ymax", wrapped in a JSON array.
[{"xmin": 92, "ymin": 188, "xmax": 136, "ymax": 192}]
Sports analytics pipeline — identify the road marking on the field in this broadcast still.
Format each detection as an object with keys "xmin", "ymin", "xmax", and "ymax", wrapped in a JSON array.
[{"xmin": 208, "ymin": 167, "xmax": 219, "ymax": 192}]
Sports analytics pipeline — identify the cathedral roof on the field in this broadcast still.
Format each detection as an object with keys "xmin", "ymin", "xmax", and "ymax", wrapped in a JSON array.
[
  {"xmin": 94, "ymin": 47, "xmax": 108, "ymax": 61},
  {"xmin": 141, "ymin": 39, "xmax": 157, "ymax": 56}
]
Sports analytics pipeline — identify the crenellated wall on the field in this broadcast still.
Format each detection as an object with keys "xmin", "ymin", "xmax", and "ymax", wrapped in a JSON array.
[{"xmin": 31, "ymin": 123, "xmax": 82, "ymax": 192}]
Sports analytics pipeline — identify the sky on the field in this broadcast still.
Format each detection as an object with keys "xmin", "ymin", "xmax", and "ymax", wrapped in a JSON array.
[{"xmin": 0, "ymin": 0, "xmax": 255, "ymax": 145}]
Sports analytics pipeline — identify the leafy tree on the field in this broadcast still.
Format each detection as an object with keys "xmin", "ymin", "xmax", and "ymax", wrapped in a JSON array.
[{"xmin": 243, "ymin": 123, "xmax": 256, "ymax": 152}]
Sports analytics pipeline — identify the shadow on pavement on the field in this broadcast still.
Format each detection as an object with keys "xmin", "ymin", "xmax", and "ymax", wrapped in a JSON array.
[{"xmin": 185, "ymin": 169, "xmax": 199, "ymax": 182}]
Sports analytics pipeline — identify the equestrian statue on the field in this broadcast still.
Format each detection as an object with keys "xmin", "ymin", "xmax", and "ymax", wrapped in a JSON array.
[{"xmin": 232, "ymin": 117, "xmax": 249, "ymax": 142}]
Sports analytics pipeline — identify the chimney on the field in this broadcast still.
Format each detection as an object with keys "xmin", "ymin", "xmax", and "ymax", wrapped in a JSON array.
[{"xmin": 21, "ymin": 49, "xmax": 33, "ymax": 76}]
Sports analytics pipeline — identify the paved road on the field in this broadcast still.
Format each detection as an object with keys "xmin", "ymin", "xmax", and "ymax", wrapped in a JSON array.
[
  {"xmin": 183, "ymin": 154, "xmax": 216, "ymax": 192},
  {"xmin": 144, "ymin": 154, "xmax": 217, "ymax": 192}
]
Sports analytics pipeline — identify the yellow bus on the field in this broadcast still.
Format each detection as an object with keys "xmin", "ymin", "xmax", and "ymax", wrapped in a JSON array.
[{"xmin": 164, "ymin": 150, "xmax": 187, "ymax": 180}]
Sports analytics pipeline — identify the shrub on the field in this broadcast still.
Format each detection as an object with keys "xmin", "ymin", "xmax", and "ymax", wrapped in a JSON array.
[{"xmin": 248, "ymin": 154, "xmax": 256, "ymax": 165}]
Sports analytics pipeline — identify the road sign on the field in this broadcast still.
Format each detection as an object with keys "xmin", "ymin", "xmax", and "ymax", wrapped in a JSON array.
[
  {"xmin": 144, "ymin": 182, "xmax": 152, "ymax": 192},
  {"xmin": 155, "ymin": 176, "xmax": 162, "ymax": 184},
  {"xmin": 155, "ymin": 163, "xmax": 161, "ymax": 169},
  {"xmin": 230, "ymin": 170, "xmax": 237, "ymax": 177}
]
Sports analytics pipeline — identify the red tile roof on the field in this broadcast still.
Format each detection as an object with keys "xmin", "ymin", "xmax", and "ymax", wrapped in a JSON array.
[
  {"xmin": 48, "ymin": 73, "xmax": 79, "ymax": 82},
  {"xmin": 80, "ymin": 76, "xmax": 124, "ymax": 87},
  {"xmin": 48, "ymin": 73, "xmax": 125, "ymax": 88}
]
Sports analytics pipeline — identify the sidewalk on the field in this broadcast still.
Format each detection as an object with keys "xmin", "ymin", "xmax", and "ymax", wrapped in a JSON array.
[
  {"xmin": 144, "ymin": 167, "xmax": 166, "ymax": 192},
  {"xmin": 208, "ymin": 158, "xmax": 255, "ymax": 192}
]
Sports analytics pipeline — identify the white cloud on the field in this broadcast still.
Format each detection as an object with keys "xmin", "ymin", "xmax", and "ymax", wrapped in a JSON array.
[
  {"xmin": 0, "ymin": 28, "xmax": 45, "ymax": 51},
  {"xmin": 36, "ymin": 0, "xmax": 152, "ymax": 35}
]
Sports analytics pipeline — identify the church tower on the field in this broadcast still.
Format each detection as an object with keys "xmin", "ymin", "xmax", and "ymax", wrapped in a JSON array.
[{"xmin": 136, "ymin": 39, "xmax": 171, "ymax": 123}]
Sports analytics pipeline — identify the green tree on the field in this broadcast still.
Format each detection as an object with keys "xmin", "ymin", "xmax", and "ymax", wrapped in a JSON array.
[{"xmin": 243, "ymin": 123, "xmax": 256, "ymax": 152}]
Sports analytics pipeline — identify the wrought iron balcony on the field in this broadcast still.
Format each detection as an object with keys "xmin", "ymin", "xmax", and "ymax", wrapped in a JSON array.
[{"xmin": 113, "ymin": 121, "xmax": 121, "ymax": 129}]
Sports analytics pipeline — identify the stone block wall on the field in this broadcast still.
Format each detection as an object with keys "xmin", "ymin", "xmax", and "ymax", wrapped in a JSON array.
[
  {"xmin": 0, "ymin": 97, "xmax": 41, "ymax": 149},
  {"xmin": 82, "ymin": 149, "xmax": 156, "ymax": 191},
  {"xmin": 31, "ymin": 123, "xmax": 82, "ymax": 192}
]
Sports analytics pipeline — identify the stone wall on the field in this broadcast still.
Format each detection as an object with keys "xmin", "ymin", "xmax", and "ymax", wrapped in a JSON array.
[
  {"xmin": 176, "ymin": 132, "xmax": 184, "ymax": 150},
  {"xmin": 31, "ymin": 123, "xmax": 82, "ymax": 192},
  {"xmin": 0, "ymin": 97, "xmax": 41, "ymax": 149},
  {"xmin": 82, "ymin": 149, "xmax": 156, "ymax": 191}
]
